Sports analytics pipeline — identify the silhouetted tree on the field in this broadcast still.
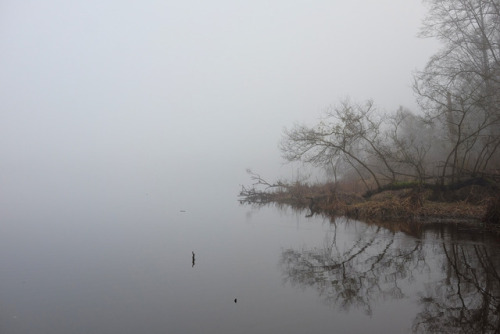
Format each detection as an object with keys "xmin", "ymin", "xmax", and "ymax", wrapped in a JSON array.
[{"xmin": 280, "ymin": 99, "xmax": 399, "ymax": 191}]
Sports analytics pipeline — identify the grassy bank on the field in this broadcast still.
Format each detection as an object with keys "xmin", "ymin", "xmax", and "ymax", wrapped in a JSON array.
[{"xmin": 239, "ymin": 180, "xmax": 500, "ymax": 226}]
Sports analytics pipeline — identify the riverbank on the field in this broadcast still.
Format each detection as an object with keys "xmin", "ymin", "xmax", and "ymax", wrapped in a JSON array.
[
  {"xmin": 239, "ymin": 181, "xmax": 499, "ymax": 227},
  {"xmin": 333, "ymin": 189, "xmax": 488, "ymax": 224}
]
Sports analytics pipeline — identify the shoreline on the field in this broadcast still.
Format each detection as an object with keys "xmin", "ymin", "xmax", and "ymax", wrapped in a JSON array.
[{"xmin": 239, "ymin": 184, "xmax": 498, "ymax": 229}]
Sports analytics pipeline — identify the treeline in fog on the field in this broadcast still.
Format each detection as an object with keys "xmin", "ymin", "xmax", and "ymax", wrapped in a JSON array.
[{"xmin": 280, "ymin": 0, "xmax": 500, "ymax": 191}]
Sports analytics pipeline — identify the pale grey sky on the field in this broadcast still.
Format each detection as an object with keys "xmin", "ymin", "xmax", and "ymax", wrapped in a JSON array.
[{"xmin": 0, "ymin": 1, "xmax": 438, "ymax": 211}]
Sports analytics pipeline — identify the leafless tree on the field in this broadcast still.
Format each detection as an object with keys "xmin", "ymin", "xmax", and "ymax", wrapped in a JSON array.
[{"xmin": 280, "ymin": 99, "xmax": 400, "ymax": 191}]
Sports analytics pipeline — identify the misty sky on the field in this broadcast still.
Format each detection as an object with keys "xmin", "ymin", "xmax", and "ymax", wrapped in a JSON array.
[{"xmin": 0, "ymin": 1, "xmax": 439, "ymax": 212}]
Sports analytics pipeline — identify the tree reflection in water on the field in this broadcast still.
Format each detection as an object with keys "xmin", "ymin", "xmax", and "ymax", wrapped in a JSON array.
[
  {"xmin": 279, "ymin": 219, "xmax": 500, "ymax": 333},
  {"xmin": 414, "ymin": 243, "xmax": 500, "ymax": 333},
  {"xmin": 280, "ymin": 222, "xmax": 427, "ymax": 316}
]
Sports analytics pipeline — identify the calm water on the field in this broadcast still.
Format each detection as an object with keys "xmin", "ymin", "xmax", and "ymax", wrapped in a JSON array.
[{"xmin": 1, "ymin": 191, "xmax": 500, "ymax": 333}]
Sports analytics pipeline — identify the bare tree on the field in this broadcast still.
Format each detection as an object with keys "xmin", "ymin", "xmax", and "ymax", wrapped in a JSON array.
[{"xmin": 280, "ymin": 99, "xmax": 399, "ymax": 191}]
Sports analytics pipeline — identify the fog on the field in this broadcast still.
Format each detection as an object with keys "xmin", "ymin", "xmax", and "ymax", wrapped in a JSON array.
[
  {"xmin": 0, "ymin": 1, "xmax": 438, "ymax": 213},
  {"xmin": 2, "ymin": 3, "xmax": 482, "ymax": 332}
]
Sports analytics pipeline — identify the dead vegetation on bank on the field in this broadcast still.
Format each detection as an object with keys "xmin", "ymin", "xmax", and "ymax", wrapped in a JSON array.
[{"xmin": 239, "ymin": 176, "xmax": 500, "ymax": 226}]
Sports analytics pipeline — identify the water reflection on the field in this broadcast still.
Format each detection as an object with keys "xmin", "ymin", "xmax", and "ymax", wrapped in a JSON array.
[
  {"xmin": 414, "ymin": 243, "xmax": 500, "ymax": 333},
  {"xmin": 279, "ymin": 219, "xmax": 500, "ymax": 333},
  {"xmin": 280, "ymin": 223, "xmax": 427, "ymax": 316}
]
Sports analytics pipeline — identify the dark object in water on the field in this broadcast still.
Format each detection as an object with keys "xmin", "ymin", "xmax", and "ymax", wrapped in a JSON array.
[
  {"xmin": 234, "ymin": 298, "xmax": 237, "ymax": 303},
  {"xmin": 192, "ymin": 251, "xmax": 195, "ymax": 267}
]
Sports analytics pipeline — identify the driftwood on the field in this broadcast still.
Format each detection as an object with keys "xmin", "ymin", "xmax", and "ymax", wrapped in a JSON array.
[
  {"xmin": 238, "ymin": 185, "xmax": 274, "ymax": 204},
  {"xmin": 239, "ymin": 170, "xmax": 291, "ymax": 204}
]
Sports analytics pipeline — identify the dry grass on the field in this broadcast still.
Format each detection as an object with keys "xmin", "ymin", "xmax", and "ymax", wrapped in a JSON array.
[
  {"xmin": 340, "ymin": 192, "xmax": 487, "ymax": 223},
  {"xmin": 241, "ymin": 179, "xmax": 494, "ymax": 225}
]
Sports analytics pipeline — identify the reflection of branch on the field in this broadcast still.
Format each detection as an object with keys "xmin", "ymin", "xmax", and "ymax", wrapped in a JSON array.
[
  {"xmin": 280, "ymin": 226, "xmax": 426, "ymax": 316},
  {"xmin": 365, "ymin": 236, "xmax": 394, "ymax": 273},
  {"xmin": 341, "ymin": 231, "xmax": 378, "ymax": 269},
  {"xmin": 414, "ymin": 242, "xmax": 500, "ymax": 333}
]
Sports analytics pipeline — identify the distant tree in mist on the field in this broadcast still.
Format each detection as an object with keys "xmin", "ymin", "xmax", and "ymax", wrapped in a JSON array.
[
  {"xmin": 414, "ymin": 0, "xmax": 500, "ymax": 184},
  {"xmin": 385, "ymin": 107, "xmax": 438, "ymax": 183}
]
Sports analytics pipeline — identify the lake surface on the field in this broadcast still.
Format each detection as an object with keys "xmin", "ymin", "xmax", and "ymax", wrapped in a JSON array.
[{"xmin": 1, "ymin": 190, "xmax": 500, "ymax": 333}]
